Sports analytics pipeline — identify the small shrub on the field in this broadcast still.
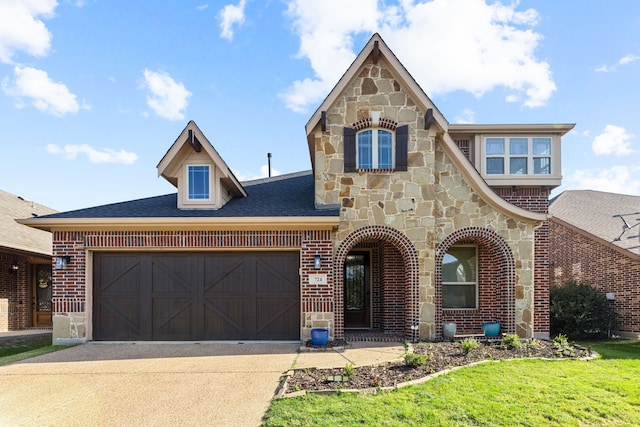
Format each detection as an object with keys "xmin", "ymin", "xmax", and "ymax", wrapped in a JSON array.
[
  {"xmin": 404, "ymin": 352, "xmax": 430, "ymax": 367},
  {"xmin": 372, "ymin": 378, "xmax": 382, "ymax": 387},
  {"xmin": 460, "ymin": 338, "xmax": 479, "ymax": 355},
  {"xmin": 550, "ymin": 282, "xmax": 617, "ymax": 340},
  {"xmin": 553, "ymin": 333, "xmax": 576, "ymax": 357},
  {"xmin": 501, "ymin": 334, "xmax": 522, "ymax": 349},
  {"xmin": 344, "ymin": 363, "xmax": 355, "ymax": 378}
]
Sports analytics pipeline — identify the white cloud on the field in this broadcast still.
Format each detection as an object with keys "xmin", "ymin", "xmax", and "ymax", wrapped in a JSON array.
[
  {"xmin": 2, "ymin": 66, "xmax": 86, "ymax": 116},
  {"xmin": 0, "ymin": 0, "xmax": 57, "ymax": 63},
  {"xmin": 595, "ymin": 53, "xmax": 640, "ymax": 72},
  {"xmin": 46, "ymin": 144, "xmax": 138, "ymax": 164},
  {"xmin": 592, "ymin": 125, "xmax": 635, "ymax": 156},
  {"xmin": 281, "ymin": 0, "xmax": 555, "ymax": 113},
  {"xmin": 454, "ymin": 109, "xmax": 475, "ymax": 124},
  {"xmin": 140, "ymin": 69, "xmax": 191, "ymax": 121},
  {"xmin": 219, "ymin": 0, "xmax": 247, "ymax": 41},
  {"xmin": 236, "ymin": 165, "xmax": 281, "ymax": 181},
  {"xmin": 196, "ymin": 4, "xmax": 209, "ymax": 11},
  {"xmin": 565, "ymin": 165, "xmax": 640, "ymax": 196}
]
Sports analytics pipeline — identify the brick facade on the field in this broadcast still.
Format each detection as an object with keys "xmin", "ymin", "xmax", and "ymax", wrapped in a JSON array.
[
  {"xmin": 51, "ymin": 230, "xmax": 333, "ymax": 342},
  {"xmin": 549, "ymin": 219, "xmax": 640, "ymax": 337}
]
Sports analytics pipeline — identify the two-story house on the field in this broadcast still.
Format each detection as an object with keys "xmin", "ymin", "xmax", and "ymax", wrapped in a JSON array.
[{"xmin": 21, "ymin": 34, "xmax": 573, "ymax": 344}]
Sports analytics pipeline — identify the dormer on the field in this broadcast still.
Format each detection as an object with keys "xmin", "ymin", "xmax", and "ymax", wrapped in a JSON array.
[{"xmin": 157, "ymin": 121, "xmax": 246, "ymax": 209}]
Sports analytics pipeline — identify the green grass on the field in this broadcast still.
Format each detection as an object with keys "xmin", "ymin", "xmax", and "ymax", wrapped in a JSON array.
[
  {"xmin": 0, "ymin": 336, "xmax": 73, "ymax": 367},
  {"xmin": 263, "ymin": 340, "xmax": 640, "ymax": 426}
]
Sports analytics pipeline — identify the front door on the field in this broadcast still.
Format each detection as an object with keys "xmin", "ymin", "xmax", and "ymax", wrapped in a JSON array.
[
  {"xmin": 344, "ymin": 252, "xmax": 370, "ymax": 328},
  {"xmin": 33, "ymin": 264, "xmax": 52, "ymax": 327}
]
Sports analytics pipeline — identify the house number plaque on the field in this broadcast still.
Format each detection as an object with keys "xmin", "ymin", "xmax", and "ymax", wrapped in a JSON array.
[{"xmin": 308, "ymin": 274, "xmax": 328, "ymax": 285}]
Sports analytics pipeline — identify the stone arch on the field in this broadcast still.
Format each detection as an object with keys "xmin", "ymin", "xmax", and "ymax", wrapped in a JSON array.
[
  {"xmin": 435, "ymin": 227, "xmax": 516, "ymax": 337},
  {"xmin": 335, "ymin": 225, "xmax": 420, "ymax": 342}
]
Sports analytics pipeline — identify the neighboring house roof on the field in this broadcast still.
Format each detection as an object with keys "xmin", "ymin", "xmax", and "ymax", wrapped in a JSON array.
[
  {"xmin": 550, "ymin": 190, "xmax": 640, "ymax": 256},
  {"xmin": 19, "ymin": 171, "xmax": 340, "ymax": 231},
  {"xmin": 0, "ymin": 189, "xmax": 56, "ymax": 256}
]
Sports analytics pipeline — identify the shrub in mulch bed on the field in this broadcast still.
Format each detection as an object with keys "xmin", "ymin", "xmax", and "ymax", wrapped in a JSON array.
[{"xmin": 285, "ymin": 339, "xmax": 592, "ymax": 394}]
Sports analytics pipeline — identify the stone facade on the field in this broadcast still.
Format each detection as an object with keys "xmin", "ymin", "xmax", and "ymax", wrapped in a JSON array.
[{"xmin": 310, "ymin": 58, "xmax": 539, "ymax": 340}]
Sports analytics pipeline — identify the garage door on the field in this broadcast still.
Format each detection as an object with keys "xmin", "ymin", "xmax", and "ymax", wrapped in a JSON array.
[{"xmin": 93, "ymin": 252, "xmax": 300, "ymax": 341}]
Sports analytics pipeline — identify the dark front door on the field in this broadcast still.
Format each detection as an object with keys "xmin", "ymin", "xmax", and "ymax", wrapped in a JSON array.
[
  {"xmin": 93, "ymin": 251, "xmax": 300, "ymax": 341},
  {"xmin": 344, "ymin": 252, "xmax": 370, "ymax": 328}
]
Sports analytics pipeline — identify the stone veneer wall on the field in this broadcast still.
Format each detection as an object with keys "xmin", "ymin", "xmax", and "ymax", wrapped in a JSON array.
[
  {"xmin": 51, "ymin": 230, "xmax": 333, "ymax": 343},
  {"xmin": 314, "ymin": 57, "xmax": 538, "ymax": 339},
  {"xmin": 549, "ymin": 220, "xmax": 640, "ymax": 337}
]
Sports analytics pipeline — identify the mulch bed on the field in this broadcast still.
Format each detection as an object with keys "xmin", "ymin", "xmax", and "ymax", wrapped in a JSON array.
[{"xmin": 286, "ymin": 340, "xmax": 592, "ymax": 393}]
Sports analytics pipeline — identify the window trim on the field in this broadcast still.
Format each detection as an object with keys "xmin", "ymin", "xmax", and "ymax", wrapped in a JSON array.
[
  {"xmin": 185, "ymin": 163, "xmax": 212, "ymax": 203},
  {"xmin": 356, "ymin": 128, "xmax": 395, "ymax": 170},
  {"xmin": 442, "ymin": 245, "xmax": 478, "ymax": 310},
  {"xmin": 484, "ymin": 136, "xmax": 552, "ymax": 176}
]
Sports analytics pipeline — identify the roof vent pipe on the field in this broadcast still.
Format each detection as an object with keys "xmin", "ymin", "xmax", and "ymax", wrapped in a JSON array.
[{"xmin": 267, "ymin": 152, "xmax": 272, "ymax": 177}]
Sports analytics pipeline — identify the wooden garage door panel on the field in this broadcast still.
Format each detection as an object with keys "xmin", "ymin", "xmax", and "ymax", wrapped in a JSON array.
[{"xmin": 93, "ymin": 251, "xmax": 300, "ymax": 341}]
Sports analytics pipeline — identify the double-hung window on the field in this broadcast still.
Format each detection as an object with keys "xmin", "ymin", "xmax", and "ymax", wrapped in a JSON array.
[
  {"xmin": 442, "ymin": 246, "xmax": 477, "ymax": 309},
  {"xmin": 187, "ymin": 165, "xmax": 210, "ymax": 200},
  {"xmin": 357, "ymin": 129, "xmax": 394, "ymax": 169},
  {"xmin": 485, "ymin": 137, "xmax": 551, "ymax": 176}
]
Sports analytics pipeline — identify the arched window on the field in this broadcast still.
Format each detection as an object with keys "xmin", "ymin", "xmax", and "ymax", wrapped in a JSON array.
[{"xmin": 357, "ymin": 129, "xmax": 393, "ymax": 169}]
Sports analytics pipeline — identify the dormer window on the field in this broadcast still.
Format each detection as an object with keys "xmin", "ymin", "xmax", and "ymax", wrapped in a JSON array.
[
  {"xmin": 357, "ymin": 129, "xmax": 394, "ymax": 169},
  {"xmin": 187, "ymin": 164, "xmax": 211, "ymax": 201}
]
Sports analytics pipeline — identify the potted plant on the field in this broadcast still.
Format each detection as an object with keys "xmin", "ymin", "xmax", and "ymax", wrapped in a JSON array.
[
  {"xmin": 482, "ymin": 321, "xmax": 501, "ymax": 337},
  {"xmin": 442, "ymin": 322, "xmax": 457, "ymax": 339}
]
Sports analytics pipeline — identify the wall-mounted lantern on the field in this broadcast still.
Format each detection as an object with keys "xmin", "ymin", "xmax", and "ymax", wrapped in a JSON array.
[
  {"xmin": 55, "ymin": 256, "xmax": 71, "ymax": 270},
  {"xmin": 314, "ymin": 255, "xmax": 322, "ymax": 270},
  {"xmin": 10, "ymin": 263, "xmax": 18, "ymax": 274}
]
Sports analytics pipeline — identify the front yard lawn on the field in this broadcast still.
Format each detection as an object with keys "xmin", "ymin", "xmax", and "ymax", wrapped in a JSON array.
[
  {"xmin": 263, "ymin": 340, "xmax": 640, "ymax": 426},
  {"xmin": 0, "ymin": 336, "xmax": 73, "ymax": 367}
]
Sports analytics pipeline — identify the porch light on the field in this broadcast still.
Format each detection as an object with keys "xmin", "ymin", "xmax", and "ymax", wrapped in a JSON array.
[
  {"xmin": 55, "ymin": 256, "xmax": 71, "ymax": 270},
  {"xmin": 10, "ymin": 263, "xmax": 18, "ymax": 273},
  {"xmin": 314, "ymin": 255, "xmax": 322, "ymax": 270}
]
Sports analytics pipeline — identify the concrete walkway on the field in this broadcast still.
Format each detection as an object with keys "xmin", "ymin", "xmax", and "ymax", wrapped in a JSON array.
[{"xmin": 0, "ymin": 340, "xmax": 405, "ymax": 426}]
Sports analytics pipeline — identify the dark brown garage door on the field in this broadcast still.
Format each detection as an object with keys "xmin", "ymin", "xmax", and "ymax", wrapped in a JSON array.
[{"xmin": 93, "ymin": 252, "xmax": 300, "ymax": 341}]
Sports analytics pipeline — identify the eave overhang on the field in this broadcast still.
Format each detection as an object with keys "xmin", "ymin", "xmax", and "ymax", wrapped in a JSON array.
[
  {"xmin": 18, "ymin": 216, "xmax": 340, "ymax": 232},
  {"xmin": 449, "ymin": 123, "xmax": 575, "ymax": 136}
]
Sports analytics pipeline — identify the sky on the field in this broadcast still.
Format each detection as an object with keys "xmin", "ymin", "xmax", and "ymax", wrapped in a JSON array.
[{"xmin": 1, "ymin": 0, "xmax": 639, "ymax": 213}]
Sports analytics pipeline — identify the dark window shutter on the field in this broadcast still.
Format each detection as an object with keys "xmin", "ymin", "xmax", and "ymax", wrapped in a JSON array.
[
  {"xmin": 395, "ymin": 125, "xmax": 409, "ymax": 171},
  {"xmin": 344, "ymin": 127, "xmax": 356, "ymax": 172}
]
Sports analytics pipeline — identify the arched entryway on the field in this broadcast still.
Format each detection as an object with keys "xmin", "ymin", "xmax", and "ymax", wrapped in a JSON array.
[
  {"xmin": 335, "ymin": 225, "xmax": 419, "ymax": 342},
  {"xmin": 435, "ymin": 227, "xmax": 516, "ymax": 338}
]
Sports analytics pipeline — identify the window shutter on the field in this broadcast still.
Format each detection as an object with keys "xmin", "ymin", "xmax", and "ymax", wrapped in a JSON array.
[
  {"xmin": 344, "ymin": 127, "xmax": 356, "ymax": 172},
  {"xmin": 395, "ymin": 125, "xmax": 409, "ymax": 171}
]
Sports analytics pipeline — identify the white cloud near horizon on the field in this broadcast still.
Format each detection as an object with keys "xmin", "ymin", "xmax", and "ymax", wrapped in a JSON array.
[
  {"xmin": 281, "ymin": 0, "xmax": 555, "ymax": 113},
  {"xmin": 46, "ymin": 144, "xmax": 138, "ymax": 165},
  {"xmin": 219, "ymin": 0, "xmax": 247, "ymax": 41},
  {"xmin": 235, "ymin": 165, "xmax": 282, "ymax": 182},
  {"xmin": 2, "ymin": 66, "xmax": 86, "ymax": 116},
  {"xmin": 0, "ymin": 0, "xmax": 57, "ymax": 63},
  {"xmin": 592, "ymin": 125, "xmax": 635, "ymax": 156},
  {"xmin": 140, "ymin": 69, "xmax": 191, "ymax": 121},
  {"xmin": 565, "ymin": 165, "xmax": 640, "ymax": 196}
]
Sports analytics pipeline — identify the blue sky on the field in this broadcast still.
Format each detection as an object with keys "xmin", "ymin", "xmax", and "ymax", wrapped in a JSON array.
[{"xmin": 1, "ymin": 0, "xmax": 639, "ymax": 212}]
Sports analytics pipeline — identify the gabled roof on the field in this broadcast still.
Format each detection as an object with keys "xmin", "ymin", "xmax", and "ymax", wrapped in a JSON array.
[
  {"xmin": 157, "ymin": 120, "xmax": 246, "ymax": 198},
  {"xmin": 305, "ymin": 33, "xmax": 548, "ymax": 224},
  {"xmin": 305, "ymin": 33, "xmax": 448, "ymax": 137},
  {"xmin": 0, "ymin": 189, "xmax": 56, "ymax": 257},
  {"xmin": 550, "ymin": 190, "xmax": 640, "ymax": 256},
  {"xmin": 18, "ymin": 171, "xmax": 339, "ymax": 232}
]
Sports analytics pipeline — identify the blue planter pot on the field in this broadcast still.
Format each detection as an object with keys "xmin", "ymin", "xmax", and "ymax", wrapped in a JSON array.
[
  {"xmin": 442, "ymin": 322, "xmax": 457, "ymax": 339},
  {"xmin": 310, "ymin": 328, "xmax": 329, "ymax": 346},
  {"xmin": 482, "ymin": 322, "xmax": 501, "ymax": 337}
]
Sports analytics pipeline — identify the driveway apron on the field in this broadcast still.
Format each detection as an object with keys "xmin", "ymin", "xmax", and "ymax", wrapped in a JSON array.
[{"xmin": 0, "ymin": 342, "xmax": 299, "ymax": 426}]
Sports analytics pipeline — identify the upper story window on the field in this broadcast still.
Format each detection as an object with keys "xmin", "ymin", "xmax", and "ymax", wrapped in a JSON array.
[
  {"xmin": 442, "ymin": 246, "xmax": 477, "ymax": 309},
  {"xmin": 344, "ymin": 121, "xmax": 408, "ymax": 172},
  {"xmin": 187, "ymin": 165, "xmax": 210, "ymax": 200},
  {"xmin": 357, "ymin": 129, "xmax": 394, "ymax": 169},
  {"xmin": 485, "ymin": 137, "xmax": 552, "ymax": 175}
]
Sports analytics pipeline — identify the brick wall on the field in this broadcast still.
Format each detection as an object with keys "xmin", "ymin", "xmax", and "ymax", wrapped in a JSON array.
[
  {"xmin": 549, "ymin": 219, "xmax": 640, "ymax": 335},
  {"xmin": 494, "ymin": 186, "xmax": 551, "ymax": 336},
  {"xmin": 52, "ymin": 229, "xmax": 333, "ymax": 341},
  {"xmin": 0, "ymin": 254, "xmax": 29, "ymax": 331}
]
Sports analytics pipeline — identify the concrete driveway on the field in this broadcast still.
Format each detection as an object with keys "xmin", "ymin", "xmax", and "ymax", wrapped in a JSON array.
[{"xmin": 0, "ymin": 342, "xmax": 299, "ymax": 426}]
